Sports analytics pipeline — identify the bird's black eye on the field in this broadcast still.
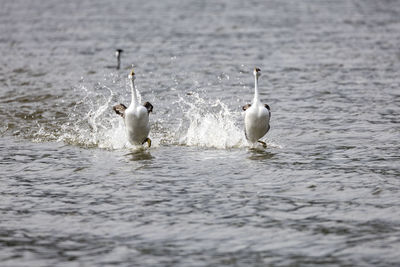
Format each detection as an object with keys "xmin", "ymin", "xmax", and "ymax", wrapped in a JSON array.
[{"xmin": 264, "ymin": 104, "xmax": 270, "ymax": 110}]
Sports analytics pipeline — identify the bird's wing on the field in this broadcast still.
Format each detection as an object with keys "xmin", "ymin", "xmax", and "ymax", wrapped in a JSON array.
[
  {"xmin": 242, "ymin": 104, "xmax": 251, "ymax": 111},
  {"xmin": 113, "ymin": 103, "xmax": 127, "ymax": 118},
  {"xmin": 264, "ymin": 104, "xmax": 271, "ymax": 118},
  {"xmin": 143, "ymin": 102, "xmax": 153, "ymax": 114}
]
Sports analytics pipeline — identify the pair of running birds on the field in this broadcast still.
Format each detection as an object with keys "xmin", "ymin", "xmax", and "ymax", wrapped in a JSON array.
[{"xmin": 113, "ymin": 68, "xmax": 271, "ymax": 148}]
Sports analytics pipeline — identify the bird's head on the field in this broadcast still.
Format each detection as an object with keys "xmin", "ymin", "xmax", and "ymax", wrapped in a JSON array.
[
  {"xmin": 253, "ymin": 67, "xmax": 261, "ymax": 78},
  {"xmin": 129, "ymin": 69, "xmax": 135, "ymax": 80},
  {"xmin": 115, "ymin": 49, "xmax": 123, "ymax": 57}
]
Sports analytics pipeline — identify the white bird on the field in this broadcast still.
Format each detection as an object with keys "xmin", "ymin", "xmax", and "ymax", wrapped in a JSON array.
[
  {"xmin": 113, "ymin": 69, "xmax": 153, "ymax": 147},
  {"xmin": 243, "ymin": 67, "xmax": 271, "ymax": 148}
]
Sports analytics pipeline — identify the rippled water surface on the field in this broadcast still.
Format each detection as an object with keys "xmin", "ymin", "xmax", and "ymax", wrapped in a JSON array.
[{"xmin": 1, "ymin": 0, "xmax": 400, "ymax": 266}]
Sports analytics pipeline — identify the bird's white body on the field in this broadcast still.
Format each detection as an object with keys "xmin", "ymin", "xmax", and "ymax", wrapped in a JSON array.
[
  {"xmin": 124, "ymin": 74, "xmax": 150, "ymax": 145},
  {"xmin": 244, "ymin": 102, "xmax": 270, "ymax": 143},
  {"xmin": 244, "ymin": 68, "xmax": 270, "ymax": 144},
  {"xmin": 124, "ymin": 104, "xmax": 150, "ymax": 145}
]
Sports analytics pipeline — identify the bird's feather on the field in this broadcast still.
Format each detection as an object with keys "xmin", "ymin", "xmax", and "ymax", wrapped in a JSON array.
[
  {"xmin": 113, "ymin": 103, "xmax": 127, "ymax": 118},
  {"xmin": 242, "ymin": 104, "xmax": 251, "ymax": 111},
  {"xmin": 143, "ymin": 102, "xmax": 153, "ymax": 114}
]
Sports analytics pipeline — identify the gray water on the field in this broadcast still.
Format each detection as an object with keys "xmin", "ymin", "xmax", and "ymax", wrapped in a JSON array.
[{"xmin": 1, "ymin": 0, "xmax": 400, "ymax": 266}]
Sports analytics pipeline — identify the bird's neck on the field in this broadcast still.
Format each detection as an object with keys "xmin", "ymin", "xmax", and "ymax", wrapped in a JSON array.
[
  {"xmin": 117, "ymin": 55, "xmax": 121, "ymax": 70},
  {"xmin": 253, "ymin": 75, "xmax": 260, "ymax": 104},
  {"xmin": 130, "ymin": 78, "xmax": 138, "ymax": 106}
]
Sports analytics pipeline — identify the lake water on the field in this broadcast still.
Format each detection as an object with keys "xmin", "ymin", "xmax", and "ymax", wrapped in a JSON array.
[{"xmin": 1, "ymin": 0, "xmax": 400, "ymax": 266}]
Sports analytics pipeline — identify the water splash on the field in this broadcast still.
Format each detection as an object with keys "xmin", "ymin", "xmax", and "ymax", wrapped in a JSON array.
[
  {"xmin": 31, "ymin": 74, "xmax": 128, "ymax": 149},
  {"xmin": 175, "ymin": 93, "xmax": 247, "ymax": 149},
  {"xmin": 59, "ymin": 83, "xmax": 127, "ymax": 149},
  {"xmin": 32, "ymin": 75, "xmax": 277, "ymax": 150}
]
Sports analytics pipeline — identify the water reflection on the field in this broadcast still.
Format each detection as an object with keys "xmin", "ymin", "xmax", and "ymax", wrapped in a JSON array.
[
  {"xmin": 125, "ymin": 148, "xmax": 154, "ymax": 161},
  {"xmin": 247, "ymin": 148, "xmax": 275, "ymax": 160}
]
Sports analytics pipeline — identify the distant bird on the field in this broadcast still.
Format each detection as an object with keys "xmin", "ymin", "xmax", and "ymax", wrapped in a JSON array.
[
  {"xmin": 115, "ymin": 49, "xmax": 123, "ymax": 70},
  {"xmin": 243, "ymin": 67, "xmax": 271, "ymax": 148},
  {"xmin": 113, "ymin": 69, "xmax": 153, "ymax": 147}
]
